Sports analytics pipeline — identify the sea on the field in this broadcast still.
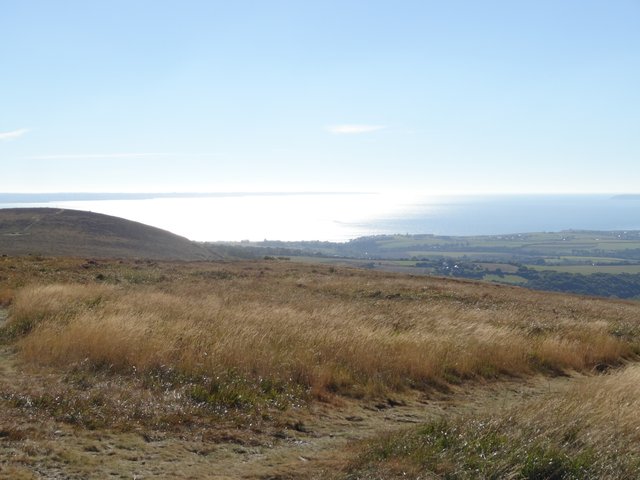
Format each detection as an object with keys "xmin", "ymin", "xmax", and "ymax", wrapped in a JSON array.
[{"xmin": 1, "ymin": 193, "xmax": 639, "ymax": 242}]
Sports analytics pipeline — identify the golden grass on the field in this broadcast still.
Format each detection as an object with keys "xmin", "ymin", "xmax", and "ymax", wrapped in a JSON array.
[
  {"xmin": 0, "ymin": 287, "xmax": 13, "ymax": 307},
  {"xmin": 518, "ymin": 365, "xmax": 640, "ymax": 459},
  {"xmin": 5, "ymin": 260, "xmax": 640, "ymax": 399},
  {"xmin": 352, "ymin": 365, "xmax": 640, "ymax": 478}
]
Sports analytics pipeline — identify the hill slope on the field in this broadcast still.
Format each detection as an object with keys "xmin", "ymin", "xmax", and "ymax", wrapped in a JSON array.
[
  {"xmin": 1, "ymin": 258, "xmax": 640, "ymax": 478},
  {"xmin": 0, "ymin": 208, "xmax": 217, "ymax": 260}
]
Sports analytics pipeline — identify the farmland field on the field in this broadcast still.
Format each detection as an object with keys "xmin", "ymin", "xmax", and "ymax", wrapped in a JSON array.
[
  {"xmin": 220, "ymin": 230, "xmax": 640, "ymax": 298},
  {"xmin": 527, "ymin": 264, "xmax": 640, "ymax": 274}
]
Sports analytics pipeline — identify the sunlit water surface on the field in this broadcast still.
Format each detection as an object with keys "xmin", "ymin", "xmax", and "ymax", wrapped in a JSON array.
[{"xmin": 1, "ymin": 193, "xmax": 639, "ymax": 242}]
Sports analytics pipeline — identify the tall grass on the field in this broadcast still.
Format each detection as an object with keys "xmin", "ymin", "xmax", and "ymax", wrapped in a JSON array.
[
  {"xmin": 352, "ymin": 364, "xmax": 640, "ymax": 478},
  {"xmin": 5, "ymin": 284, "xmax": 113, "ymax": 336},
  {"xmin": 6, "ymin": 261, "xmax": 640, "ymax": 399}
]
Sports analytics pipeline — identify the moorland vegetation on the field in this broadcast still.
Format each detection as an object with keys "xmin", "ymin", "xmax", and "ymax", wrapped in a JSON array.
[{"xmin": 2, "ymin": 256, "xmax": 640, "ymax": 477}]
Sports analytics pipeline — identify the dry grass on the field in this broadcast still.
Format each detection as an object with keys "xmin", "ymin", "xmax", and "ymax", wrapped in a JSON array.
[
  {"xmin": 351, "ymin": 365, "xmax": 640, "ymax": 479},
  {"xmin": 4, "ymin": 259, "xmax": 640, "ymax": 402},
  {"xmin": 3, "ymin": 257, "xmax": 640, "ymax": 478},
  {"xmin": 0, "ymin": 287, "xmax": 13, "ymax": 307}
]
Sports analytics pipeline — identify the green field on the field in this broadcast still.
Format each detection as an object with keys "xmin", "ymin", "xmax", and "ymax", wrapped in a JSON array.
[
  {"xmin": 405, "ymin": 251, "xmax": 518, "ymax": 260},
  {"xmin": 550, "ymin": 255, "xmax": 629, "ymax": 263},
  {"xmin": 528, "ymin": 264, "xmax": 640, "ymax": 274},
  {"xmin": 483, "ymin": 274, "xmax": 528, "ymax": 284},
  {"xmin": 476, "ymin": 262, "xmax": 520, "ymax": 273}
]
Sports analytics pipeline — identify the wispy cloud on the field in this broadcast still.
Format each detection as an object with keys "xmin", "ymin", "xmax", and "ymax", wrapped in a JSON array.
[
  {"xmin": 26, "ymin": 153, "xmax": 176, "ymax": 160},
  {"xmin": 326, "ymin": 124, "xmax": 386, "ymax": 135},
  {"xmin": 0, "ymin": 128, "xmax": 29, "ymax": 141}
]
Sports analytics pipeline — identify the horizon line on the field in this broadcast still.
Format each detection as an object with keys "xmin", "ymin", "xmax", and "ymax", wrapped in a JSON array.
[{"xmin": 0, "ymin": 190, "xmax": 639, "ymax": 196}]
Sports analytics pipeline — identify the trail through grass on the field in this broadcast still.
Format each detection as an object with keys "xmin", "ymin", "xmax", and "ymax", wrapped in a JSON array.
[
  {"xmin": 0, "ymin": 340, "xmax": 588, "ymax": 480},
  {"xmin": 348, "ymin": 364, "xmax": 640, "ymax": 479}
]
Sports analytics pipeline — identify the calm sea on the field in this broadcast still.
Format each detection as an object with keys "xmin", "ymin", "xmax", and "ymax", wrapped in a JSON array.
[{"xmin": 1, "ymin": 193, "xmax": 639, "ymax": 242}]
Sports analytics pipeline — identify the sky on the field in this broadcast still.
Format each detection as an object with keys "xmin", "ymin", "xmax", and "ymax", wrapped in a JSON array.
[{"xmin": 2, "ymin": 0, "xmax": 639, "ymax": 194}]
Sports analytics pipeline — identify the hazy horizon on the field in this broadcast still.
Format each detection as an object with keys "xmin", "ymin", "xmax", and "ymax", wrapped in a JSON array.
[{"xmin": 2, "ymin": 193, "xmax": 639, "ymax": 242}]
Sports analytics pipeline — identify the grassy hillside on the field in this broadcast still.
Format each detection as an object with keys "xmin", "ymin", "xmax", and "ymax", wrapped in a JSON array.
[
  {"xmin": 0, "ymin": 208, "xmax": 218, "ymax": 260},
  {"xmin": 1, "ymin": 256, "xmax": 640, "ymax": 478}
]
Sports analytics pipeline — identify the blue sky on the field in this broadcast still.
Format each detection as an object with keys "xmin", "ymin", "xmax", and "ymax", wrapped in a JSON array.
[{"xmin": 2, "ymin": 0, "xmax": 639, "ymax": 194}]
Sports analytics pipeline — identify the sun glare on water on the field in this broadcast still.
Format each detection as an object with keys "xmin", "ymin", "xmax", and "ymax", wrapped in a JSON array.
[{"xmin": 42, "ymin": 192, "xmax": 428, "ymax": 242}]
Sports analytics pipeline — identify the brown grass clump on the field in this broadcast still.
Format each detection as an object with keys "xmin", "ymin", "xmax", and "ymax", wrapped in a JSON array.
[
  {"xmin": 6, "ymin": 284, "xmax": 115, "ymax": 336},
  {"xmin": 6, "ymin": 259, "xmax": 640, "ymax": 401},
  {"xmin": 0, "ymin": 287, "xmax": 13, "ymax": 307}
]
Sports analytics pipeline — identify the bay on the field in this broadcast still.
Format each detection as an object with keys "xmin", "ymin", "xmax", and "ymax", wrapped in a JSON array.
[{"xmin": 0, "ymin": 193, "xmax": 639, "ymax": 242}]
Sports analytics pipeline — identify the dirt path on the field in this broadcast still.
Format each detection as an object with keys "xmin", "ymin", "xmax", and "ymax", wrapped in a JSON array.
[{"xmin": 0, "ymin": 345, "xmax": 580, "ymax": 480}]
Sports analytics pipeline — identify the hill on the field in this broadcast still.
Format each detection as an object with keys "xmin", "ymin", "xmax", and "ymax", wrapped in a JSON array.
[
  {"xmin": 2, "ymin": 257, "xmax": 640, "ymax": 478},
  {"xmin": 0, "ymin": 208, "xmax": 217, "ymax": 260}
]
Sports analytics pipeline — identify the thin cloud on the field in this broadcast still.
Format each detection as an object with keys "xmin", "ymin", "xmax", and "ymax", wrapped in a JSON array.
[
  {"xmin": 326, "ymin": 124, "xmax": 386, "ymax": 135},
  {"xmin": 0, "ymin": 128, "xmax": 29, "ymax": 141},
  {"xmin": 26, "ymin": 153, "xmax": 176, "ymax": 160}
]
